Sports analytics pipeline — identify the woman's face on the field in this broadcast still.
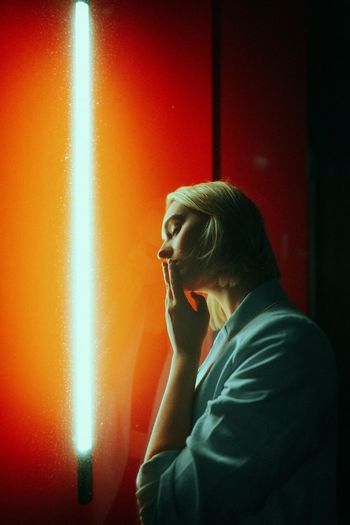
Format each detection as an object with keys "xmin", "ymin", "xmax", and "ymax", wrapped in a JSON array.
[{"xmin": 157, "ymin": 200, "xmax": 211, "ymax": 291}]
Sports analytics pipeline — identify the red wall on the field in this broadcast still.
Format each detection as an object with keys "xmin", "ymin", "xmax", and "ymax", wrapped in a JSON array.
[
  {"xmin": 0, "ymin": 1, "xmax": 306, "ymax": 523},
  {"xmin": 221, "ymin": 1, "xmax": 307, "ymax": 311}
]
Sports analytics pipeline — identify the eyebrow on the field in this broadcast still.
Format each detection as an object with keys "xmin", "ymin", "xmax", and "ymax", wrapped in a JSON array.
[{"xmin": 161, "ymin": 213, "xmax": 185, "ymax": 240}]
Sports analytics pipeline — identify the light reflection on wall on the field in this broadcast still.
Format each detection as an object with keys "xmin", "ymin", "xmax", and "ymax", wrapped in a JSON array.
[{"xmin": 0, "ymin": 1, "xmax": 211, "ymax": 523}]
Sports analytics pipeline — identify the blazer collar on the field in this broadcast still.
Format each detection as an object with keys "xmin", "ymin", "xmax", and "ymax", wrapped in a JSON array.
[{"xmin": 220, "ymin": 278, "xmax": 289, "ymax": 338}]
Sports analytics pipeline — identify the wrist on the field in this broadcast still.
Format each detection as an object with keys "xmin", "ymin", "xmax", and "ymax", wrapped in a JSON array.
[
  {"xmin": 172, "ymin": 351, "xmax": 200, "ymax": 366},
  {"xmin": 170, "ymin": 353, "xmax": 200, "ymax": 385}
]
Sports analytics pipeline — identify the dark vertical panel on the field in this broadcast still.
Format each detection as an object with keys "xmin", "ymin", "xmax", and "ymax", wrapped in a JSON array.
[
  {"xmin": 307, "ymin": 1, "xmax": 350, "ymax": 522},
  {"xmin": 212, "ymin": 0, "xmax": 221, "ymax": 181}
]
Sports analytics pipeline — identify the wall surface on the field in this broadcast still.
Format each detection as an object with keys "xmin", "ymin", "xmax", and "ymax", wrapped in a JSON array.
[
  {"xmin": 221, "ymin": 1, "xmax": 307, "ymax": 311},
  {"xmin": 0, "ymin": 1, "xmax": 306, "ymax": 523}
]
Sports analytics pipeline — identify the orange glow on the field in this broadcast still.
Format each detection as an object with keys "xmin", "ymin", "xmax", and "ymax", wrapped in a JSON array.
[{"xmin": 0, "ymin": 1, "xmax": 211, "ymax": 522}]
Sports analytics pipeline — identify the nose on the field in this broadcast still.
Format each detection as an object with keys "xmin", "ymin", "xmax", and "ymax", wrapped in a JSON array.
[{"xmin": 157, "ymin": 241, "xmax": 173, "ymax": 261}]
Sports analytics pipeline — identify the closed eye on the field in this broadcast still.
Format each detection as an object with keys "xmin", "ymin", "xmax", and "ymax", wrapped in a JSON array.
[
  {"xmin": 162, "ymin": 218, "xmax": 184, "ymax": 241},
  {"xmin": 170, "ymin": 223, "xmax": 182, "ymax": 236}
]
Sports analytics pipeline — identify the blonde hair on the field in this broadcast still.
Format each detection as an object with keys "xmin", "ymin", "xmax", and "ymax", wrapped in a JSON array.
[{"xmin": 166, "ymin": 180, "xmax": 280, "ymax": 330}]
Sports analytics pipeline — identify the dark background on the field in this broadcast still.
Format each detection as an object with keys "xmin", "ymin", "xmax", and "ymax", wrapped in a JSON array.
[{"xmin": 308, "ymin": 0, "xmax": 350, "ymax": 522}]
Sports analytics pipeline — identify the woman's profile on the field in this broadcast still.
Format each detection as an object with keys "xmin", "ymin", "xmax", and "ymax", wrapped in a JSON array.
[{"xmin": 136, "ymin": 181, "xmax": 337, "ymax": 524}]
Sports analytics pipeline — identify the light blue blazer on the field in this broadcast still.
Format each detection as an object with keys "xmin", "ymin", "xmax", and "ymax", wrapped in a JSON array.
[{"xmin": 136, "ymin": 279, "xmax": 338, "ymax": 524}]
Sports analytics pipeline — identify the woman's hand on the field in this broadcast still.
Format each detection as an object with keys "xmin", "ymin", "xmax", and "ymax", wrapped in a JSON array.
[{"xmin": 162, "ymin": 260, "xmax": 210, "ymax": 360}]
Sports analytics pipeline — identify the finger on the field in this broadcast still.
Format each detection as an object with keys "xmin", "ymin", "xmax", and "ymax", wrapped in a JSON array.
[
  {"xmin": 168, "ymin": 260, "xmax": 185, "ymax": 301},
  {"xmin": 162, "ymin": 262, "xmax": 173, "ymax": 300},
  {"xmin": 161, "ymin": 262, "xmax": 169, "ymax": 287}
]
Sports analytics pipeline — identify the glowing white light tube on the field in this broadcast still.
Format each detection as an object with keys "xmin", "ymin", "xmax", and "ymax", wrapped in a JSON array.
[{"xmin": 71, "ymin": 0, "xmax": 94, "ymax": 456}]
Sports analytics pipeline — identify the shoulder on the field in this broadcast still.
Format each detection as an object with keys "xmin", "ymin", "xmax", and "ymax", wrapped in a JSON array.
[
  {"xmin": 235, "ymin": 303, "xmax": 331, "ymax": 352},
  {"xmin": 225, "ymin": 303, "xmax": 337, "ymax": 388}
]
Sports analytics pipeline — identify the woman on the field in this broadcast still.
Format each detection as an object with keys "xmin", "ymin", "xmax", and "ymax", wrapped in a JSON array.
[{"xmin": 136, "ymin": 181, "xmax": 337, "ymax": 524}]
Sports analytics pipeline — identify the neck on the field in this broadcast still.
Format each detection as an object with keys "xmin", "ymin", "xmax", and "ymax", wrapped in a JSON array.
[
  {"xmin": 203, "ymin": 275, "xmax": 266, "ymax": 319},
  {"xmin": 210, "ymin": 283, "xmax": 252, "ymax": 318}
]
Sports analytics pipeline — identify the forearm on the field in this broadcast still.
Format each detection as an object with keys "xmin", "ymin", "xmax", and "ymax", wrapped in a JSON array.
[{"xmin": 144, "ymin": 353, "xmax": 199, "ymax": 462}]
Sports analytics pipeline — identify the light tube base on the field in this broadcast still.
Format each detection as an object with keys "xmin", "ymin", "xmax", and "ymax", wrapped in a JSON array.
[{"xmin": 77, "ymin": 452, "xmax": 93, "ymax": 504}]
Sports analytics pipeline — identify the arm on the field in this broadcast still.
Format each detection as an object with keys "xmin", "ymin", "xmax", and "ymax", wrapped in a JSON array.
[
  {"xmin": 143, "ymin": 353, "xmax": 199, "ymax": 462},
  {"xmin": 136, "ymin": 259, "xmax": 210, "ymax": 523},
  {"xmin": 143, "ymin": 259, "xmax": 209, "ymax": 462}
]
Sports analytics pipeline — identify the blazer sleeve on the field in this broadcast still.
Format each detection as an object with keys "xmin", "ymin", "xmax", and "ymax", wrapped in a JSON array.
[{"xmin": 135, "ymin": 318, "xmax": 337, "ymax": 525}]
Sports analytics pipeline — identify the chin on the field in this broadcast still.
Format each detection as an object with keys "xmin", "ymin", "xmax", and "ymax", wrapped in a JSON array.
[
  {"xmin": 178, "ymin": 265, "xmax": 208, "ymax": 292},
  {"xmin": 182, "ymin": 276, "xmax": 205, "ymax": 293},
  {"xmin": 179, "ymin": 276, "xmax": 195, "ymax": 292}
]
